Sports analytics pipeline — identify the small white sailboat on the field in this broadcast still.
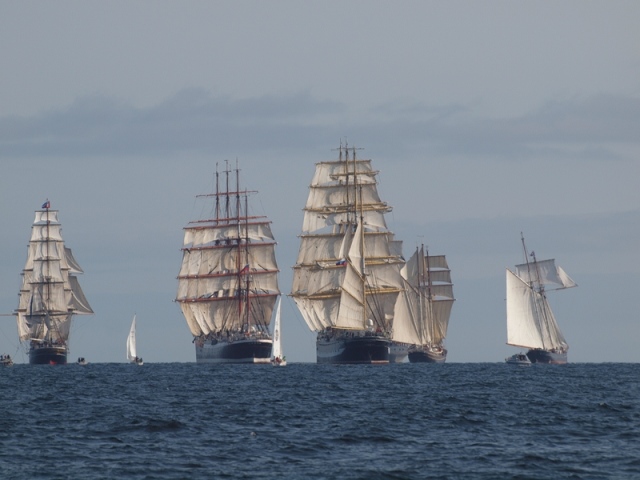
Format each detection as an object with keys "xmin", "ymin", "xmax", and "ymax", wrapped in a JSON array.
[
  {"xmin": 270, "ymin": 298, "xmax": 286, "ymax": 366},
  {"xmin": 126, "ymin": 314, "xmax": 143, "ymax": 365}
]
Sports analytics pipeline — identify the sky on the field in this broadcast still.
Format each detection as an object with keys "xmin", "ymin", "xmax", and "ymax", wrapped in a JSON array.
[{"xmin": 1, "ymin": 1, "xmax": 639, "ymax": 363}]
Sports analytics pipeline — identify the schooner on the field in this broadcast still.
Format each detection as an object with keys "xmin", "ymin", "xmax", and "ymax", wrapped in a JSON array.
[{"xmin": 506, "ymin": 233, "xmax": 577, "ymax": 364}]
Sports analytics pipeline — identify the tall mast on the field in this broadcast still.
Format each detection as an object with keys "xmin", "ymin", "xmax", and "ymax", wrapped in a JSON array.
[
  {"xmin": 520, "ymin": 232, "xmax": 552, "ymax": 347},
  {"xmin": 215, "ymin": 162, "xmax": 220, "ymax": 221}
]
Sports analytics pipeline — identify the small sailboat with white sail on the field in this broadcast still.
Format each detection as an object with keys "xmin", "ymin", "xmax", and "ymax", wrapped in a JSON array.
[
  {"xmin": 270, "ymin": 298, "xmax": 286, "ymax": 366},
  {"xmin": 126, "ymin": 314, "xmax": 143, "ymax": 365},
  {"xmin": 506, "ymin": 233, "xmax": 577, "ymax": 364}
]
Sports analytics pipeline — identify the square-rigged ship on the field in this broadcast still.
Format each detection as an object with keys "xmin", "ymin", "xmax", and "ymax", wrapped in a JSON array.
[
  {"xmin": 176, "ymin": 163, "xmax": 281, "ymax": 364},
  {"xmin": 506, "ymin": 233, "xmax": 577, "ymax": 364},
  {"xmin": 15, "ymin": 201, "xmax": 93, "ymax": 365},
  {"xmin": 291, "ymin": 144, "xmax": 406, "ymax": 364}
]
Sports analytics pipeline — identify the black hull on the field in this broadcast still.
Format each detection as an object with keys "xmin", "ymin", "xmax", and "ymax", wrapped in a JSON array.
[
  {"xmin": 408, "ymin": 346, "xmax": 447, "ymax": 364},
  {"xmin": 29, "ymin": 345, "xmax": 68, "ymax": 365},
  {"xmin": 526, "ymin": 348, "xmax": 567, "ymax": 364},
  {"xmin": 195, "ymin": 337, "xmax": 272, "ymax": 364},
  {"xmin": 317, "ymin": 333, "xmax": 390, "ymax": 364}
]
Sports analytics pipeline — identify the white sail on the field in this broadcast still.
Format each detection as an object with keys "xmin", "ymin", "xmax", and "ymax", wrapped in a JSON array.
[
  {"xmin": 270, "ymin": 297, "xmax": 284, "ymax": 361},
  {"xmin": 15, "ymin": 205, "xmax": 93, "ymax": 344},
  {"xmin": 126, "ymin": 315, "xmax": 137, "ymax": 361},
  {"xmin": 515, "ymin": 259, "xmax": 577, "ymax": 290}
]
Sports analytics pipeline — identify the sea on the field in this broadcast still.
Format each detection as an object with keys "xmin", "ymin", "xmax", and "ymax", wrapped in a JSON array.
[{"xmin": 1, "ymin": 363, "xmax": 639, "ymax": 480}]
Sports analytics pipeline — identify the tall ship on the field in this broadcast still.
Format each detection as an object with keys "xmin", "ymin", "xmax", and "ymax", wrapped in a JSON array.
[
  {"xmin": 15, "ymin": 201, "xmax": 94, "ymax": 365},
  {"xmin": 291, "ymin": 144, "xmax": 405, "ymax": 364},
  {"xmin": 176, "ymin": 162, "xmax": 280, "ymax": 364},
  {"xmin": 506, "ymin": 233, "xmax": 577, "ymax": 364},
  {"xmin": 393, "ymin": 245, "xmax": 455, "ymax": 363}
]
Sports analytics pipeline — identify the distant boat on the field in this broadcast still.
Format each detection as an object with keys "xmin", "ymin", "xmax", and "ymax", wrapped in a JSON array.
[
  {"xmin": 506, "ymin": 233, "xmax": 577, "ymax": 364},
  {"xmin": 126, "ymin": 315, "xmax": 143, "ymax": 365},
  {"xmin": 270, "ymin": 298, "xmax": 286, "ymax": 366},
  {"xmin": 291, "ymin": 143, "xmax": 404, "ymax": 364},
  {"xmin": 15, "ymin": 200, "xmax": 94, "ymax": 365},
  {"xmin": 1, "ymin": 354, "xmax": 13, "ymax": 367},
  {"xmin": 176, "ymin": 161, "xmax": 280, "ymax": 364},
  {"xmin": 505, "ymin": 353, "xmax": 531, "ymax": 366},
  {"xmin": 77, "ymin": 357, "xmax": 88, "ymax": 365},
  {"xmin": 393, "ymin": 245, "xmax": 455, "ymax": 363}
]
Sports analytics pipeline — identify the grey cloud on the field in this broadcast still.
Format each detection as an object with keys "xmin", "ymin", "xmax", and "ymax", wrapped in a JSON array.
[{"xmin": 0, "ymin": 91, "xmax": 637, "ymax": 161}]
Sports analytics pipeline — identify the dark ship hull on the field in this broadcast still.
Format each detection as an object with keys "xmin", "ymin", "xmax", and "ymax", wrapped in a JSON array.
[
  {"xmin": 195, "ymin": 336, "xmax": 272, "ymax": 364},
  {"xmin": 408, "ymin": 345, "xmax": 447, "ymax": 364},
  {"xmin": 317, "ymin": 331, "xmax": 390, "ymax": 364},
  {"xmin": 526, "ymin": 348, "xmax": 567, "ymax": 364},
  {"xmin": 29, "ymin": 344, "xmax": 68, "ymax": 365}
]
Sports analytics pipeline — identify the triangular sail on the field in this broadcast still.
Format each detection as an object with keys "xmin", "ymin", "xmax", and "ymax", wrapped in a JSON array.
[
  {"xmin": 126, "ymin": 315, "xmax": 137, "ymax": 361},
  {"xmin": 271, "ymin": 298, "xmax": 283, "ymax": 360}
]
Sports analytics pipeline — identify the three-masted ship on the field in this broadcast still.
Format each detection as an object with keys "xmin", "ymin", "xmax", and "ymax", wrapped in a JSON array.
[
  {"xmin": 176, "ymin": 163, "xmax": 280, "ymax": 363},
  {"xmin": 393, "ymin": 245, "xmax": 455, "ymax": 363},
  {"xmin": 291, "ymin": 144, "xmax": 405, "ymax": 364},
  {"xmin": 15, "ymin": 201, "xmax": 93, "ymax": 365},
  {"xmin": 506, "ymin": 233, "xmax": 577, "ymax": 364}
]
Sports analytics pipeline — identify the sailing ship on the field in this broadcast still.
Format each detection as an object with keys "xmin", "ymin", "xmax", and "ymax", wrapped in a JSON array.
[
  {"xmin": 15, "ymin": 201, "xmax": 93, "ymax": 365},
  {"xmin": 270, "ymin": 298, "xmax": 286, "ymax": 366},
  {"xmin": 176, "ymin": 162, "xmax": 281, "ymax": 364},
  {"xmin": 393, "ymin": 245, "xmax": 455, "ymax": 363},
  {"xmin": 291, "ymin": 144, "xmax": 405, "ymax": 364},
  {"xmin": 506, "ymin": 233, "xmax": 577, "ymax": 364},
  {"xmin": 126, "ymin": 314, "xmax": 143, "ymax": 365}
]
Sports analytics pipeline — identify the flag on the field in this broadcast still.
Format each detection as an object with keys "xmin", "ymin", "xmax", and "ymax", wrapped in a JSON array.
[
  {"xmin": 240, "ymin": 264, "xmax": 250, "ymax": 274},
  {"xmin": 42, "ymin": 200, "xmax": 50, "ymax": 209},
  {"xmin": 336, "ymin": 258, "xmax": 347, "ymax": 266}
]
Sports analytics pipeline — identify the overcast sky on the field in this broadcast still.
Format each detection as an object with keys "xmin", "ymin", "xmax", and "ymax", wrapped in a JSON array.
[{"xmin": 1, "ymin": 1, "xmax": 639, "ymax": 363}]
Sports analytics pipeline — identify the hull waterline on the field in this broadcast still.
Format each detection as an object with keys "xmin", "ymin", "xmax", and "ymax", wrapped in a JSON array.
[
  {"xmin": 29, "ymin": 345, "xmax": 68, "ymax": 365},
  {"xmin": 317, "ymin": 332, "xmax": 390, "ymax": 364},
  {"xmin": 408, "ymin": 346, "xmax": 447, "ymax": 364},
  {"xmin": 526, "ymin": 348, "xmax": 567, "ymax": 364},
  {"xmin": 195, "ymin": 337, "xmax": 272, "ymax": 364}
]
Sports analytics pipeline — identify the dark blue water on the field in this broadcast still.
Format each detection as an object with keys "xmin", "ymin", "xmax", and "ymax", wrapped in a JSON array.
[{"xmin": 1, "ymin": 363, "xmax": 639, "ymax": 479}]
